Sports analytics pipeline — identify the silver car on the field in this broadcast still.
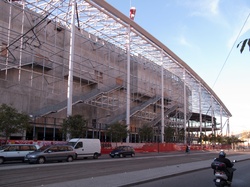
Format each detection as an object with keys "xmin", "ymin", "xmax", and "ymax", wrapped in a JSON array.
[
  {"xmin": 0, "ymin": 144, "xmax": 39, "ymax": 164},
  {"xmin": 25, "ymin": 144, "xmax": 76, "ymax": 164}
]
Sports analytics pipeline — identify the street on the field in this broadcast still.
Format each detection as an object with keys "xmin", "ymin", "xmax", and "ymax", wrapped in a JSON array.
[
  {"xmin": 132, "ymin": 159, "xmax": 250, "ymax": 187},
  {"xmin": 0, "ymin": 151, "xmax": 248, "ymax": 187}
]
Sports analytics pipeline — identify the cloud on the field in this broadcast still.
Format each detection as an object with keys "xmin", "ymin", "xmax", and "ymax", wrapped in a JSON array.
[
  {"xmin": 178, "ymin": 35, "xmax": 192, "ymax": 47},
  {"xmin": 181, "ymin": 0, "xmax": 250, "ymax": 49},
  {"xmin": 181, "ymin": 0, "xmax": 220, "ymax": 17},
  {"xmin": 209, "ymin": 0, "xmax": 220, "ymax": 15}
]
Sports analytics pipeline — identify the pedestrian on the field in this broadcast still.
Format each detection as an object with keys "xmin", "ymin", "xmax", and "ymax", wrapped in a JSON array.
[{"xmin": 185, "ymin": 144, "xmax": 190, "ymax": 153}]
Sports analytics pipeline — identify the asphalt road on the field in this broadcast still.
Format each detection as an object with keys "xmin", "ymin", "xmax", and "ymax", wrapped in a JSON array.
[
  {"xmin": 0, "ymin": 151, "xmax": 247, "ymax": 187},
  {"xmin": 131, "ymin": 159, "xmax": 250, "ymax": 187}
]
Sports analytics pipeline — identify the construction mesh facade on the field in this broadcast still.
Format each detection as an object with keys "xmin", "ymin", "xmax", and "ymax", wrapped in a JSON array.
[{"xmin": 0, "ymin": 0, "xmax": 231, "ymax": 142}]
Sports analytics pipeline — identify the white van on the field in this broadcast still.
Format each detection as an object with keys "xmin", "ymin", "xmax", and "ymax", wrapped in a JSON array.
[
  {"xmin": 67, "ymin": 138, "xmax": 101, "ymax": 159},
  {"xmin": 0, "ymin": 144, "xmax": 39, "ymax": 164}
]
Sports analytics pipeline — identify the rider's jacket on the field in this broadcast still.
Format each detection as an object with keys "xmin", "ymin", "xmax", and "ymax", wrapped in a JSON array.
[{"xmin": 214, "ymin": 156, "xmax": 233, "ymax": 168}]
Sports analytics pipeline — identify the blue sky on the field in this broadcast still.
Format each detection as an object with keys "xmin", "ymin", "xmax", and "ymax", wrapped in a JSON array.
[{"xmin": 106, "ymin": 0, "xmax": 250, "ymax": 134}]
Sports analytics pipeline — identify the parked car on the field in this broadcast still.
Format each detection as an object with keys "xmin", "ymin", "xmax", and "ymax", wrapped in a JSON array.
[
  {"xmin": 0, "ymin": 144, "xmax": 39, "ymax": 164},
  {"xmin": 109, "ymin": 146, "xmax": 135, "ymax": 158},
  {"xmin": 25, "ymin": 144, "xmax": 76, "ymax": 164}
]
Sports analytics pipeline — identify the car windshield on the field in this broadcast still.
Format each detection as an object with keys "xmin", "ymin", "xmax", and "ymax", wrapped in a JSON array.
[{"xmin": 115, "ymin": 146, "xmax": 124, "ymax": 150}]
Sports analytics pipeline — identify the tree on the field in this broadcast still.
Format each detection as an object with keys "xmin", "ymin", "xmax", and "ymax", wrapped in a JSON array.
[
  {"xmin": 106, "ymin": 122, "xmax": 128, "ymax": 143},
  {"xmin": 208, "ymin": 133, "xmax": 217, "ymax": 143},
  {"xmin": 0, "ymin": 104, "xmax": 30, "ymax": 141},
  {"xmin": 177, "ymin": 128, "xmax": 185, "ymax": 143},
  {"xmin": 138, "ymin": 124, "xmax": 153, "ymax": 142},
  {"xmin": 61, "ymin": 115, "xmax": 87, "ymax": 139},
  {"xmin": 164, "ymin": 126, "xmax": 175, "ymax": 142},
  {"xmin": 203, "ymin": 134, "xmax": 209, "ymax": 142},
  {"xmin": 224, "ymin": 135, "xmax": 243, "ymax": 150},
  {"xmin": 198, "ymin": 133, "xmax": 205, "ymax": 143},
  {"xmin": 216, "ymin": 134, "xmax": 224, "ymax": 144},
  {"xmin": 237, "ymin": 38, "xmax": 250, "ymax": 53},
  {"xmin": 240, "ymin": 131, "xmax": 250, "ymax": 139}
]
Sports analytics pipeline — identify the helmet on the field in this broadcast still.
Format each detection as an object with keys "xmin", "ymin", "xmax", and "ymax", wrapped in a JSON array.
[{"xmin": 219, "ymin": 150, "xmax": 226, "ymax": 158}]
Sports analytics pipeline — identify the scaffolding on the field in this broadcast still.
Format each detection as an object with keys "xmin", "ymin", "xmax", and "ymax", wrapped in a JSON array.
[{"xmin": 0, "ymin": 0, "xmax": 231, "ymax": 142}]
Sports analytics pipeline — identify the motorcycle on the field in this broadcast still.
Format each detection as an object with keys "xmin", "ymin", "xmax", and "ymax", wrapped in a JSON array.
[{"xmin": 211, "ymin": 159, "xmax": 236, "ymax": 187}]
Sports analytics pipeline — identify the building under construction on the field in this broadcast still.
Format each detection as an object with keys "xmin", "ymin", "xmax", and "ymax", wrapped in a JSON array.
[{"xmin": 0, "ymin": 0, "xmax": 232, "ymax": 143}]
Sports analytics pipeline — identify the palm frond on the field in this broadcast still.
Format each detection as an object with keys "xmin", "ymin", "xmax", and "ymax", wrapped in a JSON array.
[{"xmin": 237, "ymin": 38, "xmax": 250, "ymax": 53}]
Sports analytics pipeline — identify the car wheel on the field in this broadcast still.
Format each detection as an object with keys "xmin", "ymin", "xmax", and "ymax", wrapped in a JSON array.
[
  {"xmin": 110, "ymin": 156, "xmax": 114, "ymax": 158},
  {"xmin": 93, "ymin": 153, "xmax": 99, "ymax": 159},
  {"xmin": 37, "ymin": 157, "xmax": 45, "ymax": 164},
  {"xmin": 67, "ymin": 156, "xmax": 73, "ymax": 162},
  {"xmin": 131, "ymin": 153, "xmax": 135, "ymax": 157},
  {"xmin": 119, "ymin": 154, "xmax": 123, "ymax": 158},
  {"xmin": 0, "ymin": 157, "xmax": 4, "ymax": 164}
]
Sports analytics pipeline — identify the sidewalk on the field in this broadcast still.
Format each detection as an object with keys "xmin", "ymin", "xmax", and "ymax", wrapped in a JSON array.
[{"xmin": 40, "ymin": 152, "xmax": 250, "ymax": 187}]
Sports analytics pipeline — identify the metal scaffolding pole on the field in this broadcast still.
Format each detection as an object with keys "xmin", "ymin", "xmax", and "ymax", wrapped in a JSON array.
[
  {"xmin": 126, "ymin": 7, "xmax": 136, "ymax": 143},
  {"xmin": 161, "ymin": 50, "xmax": 164, "ymax": 143},
  {"xmin": 220, "ymin": 106, "xmax": 223, "ymax": 134},
  {"xmin": 183, "ymin": 69, "xmax": 187, "ymax": 144},
  {"xmin": 67, "ymin": 0, "xmax": 76, "ymax": 140},
  {"xmin": 199, "ymin": 83, "xmax": 203, "ymax": 147},
  {"xmin": 126, "ymin": 24, "xmax": 131, "ymax": 143},
  {"xmin": 211, "ymin": 96, "xmax": 214, "ymax": 135}
]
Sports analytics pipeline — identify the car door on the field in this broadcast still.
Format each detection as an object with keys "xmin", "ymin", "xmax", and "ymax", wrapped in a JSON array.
[
  {"xmin": 45, "ymin": 146, "xmax": 59, "ymax": 161},
  {"xmin": 125, "ymin": 147, "xmax": 130, "ymax": 156},
  {"xmin": 74, "ymin": 142, "xmax": 84, "ymax": 158},
  {"xmin": 57, "ymin": 146, "xmax": 68, "ymax": 161},
  {"xmin": 120, "ymin": 147, "xmax": 125, "ymax": 156},
  {"xmin": 19, "ymin": 145, "xmax": 35, "ymax": 158},
  {"xmin": 128, "ymin": 147, "xmax": 134, "ymax": 155},
  {"xmin": 4, "ymin": 145, "xmax": 20, "ymax": 161}
]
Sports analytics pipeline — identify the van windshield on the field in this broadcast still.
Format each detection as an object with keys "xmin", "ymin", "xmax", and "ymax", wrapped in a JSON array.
[{"xmin": 67, "ymin": 142, "xmax": 76, "ymax": 147}]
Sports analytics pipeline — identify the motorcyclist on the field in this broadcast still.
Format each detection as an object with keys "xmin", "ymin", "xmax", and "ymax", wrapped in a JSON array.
[{"xmin": 214, "ymin": 150, "xmax": 234, "ymax": 183}]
